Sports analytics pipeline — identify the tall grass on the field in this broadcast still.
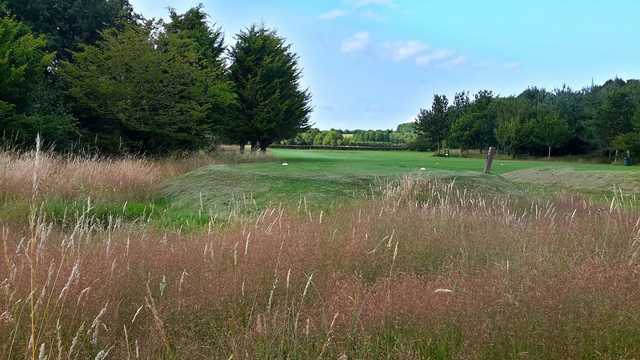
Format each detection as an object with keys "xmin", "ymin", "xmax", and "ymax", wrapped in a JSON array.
[
  {"xmin": 0, "ymin": 147, "xmax": 273, "ymax": 203},
  {"xmin": 2, "ymin": 172, "xmax": 640, "ymax": 358}
]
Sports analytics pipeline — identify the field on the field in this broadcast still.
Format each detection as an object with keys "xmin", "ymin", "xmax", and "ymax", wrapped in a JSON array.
[
  {"xmin": 165, "ymin": 149, "xmax": 639, "ymax": 215},
  {"xmin": 2, "ymin": 148, "xmax": 640, "ymax": 359}
]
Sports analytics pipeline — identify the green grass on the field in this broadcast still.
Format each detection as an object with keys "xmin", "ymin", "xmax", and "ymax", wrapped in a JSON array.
[
  {"xmin": 7, "ymin": 149, "xmax": 629, "ymax": 229},
  {"xmin": 161, "ymin": 149, "xmax": 639, "ymax": 216}
]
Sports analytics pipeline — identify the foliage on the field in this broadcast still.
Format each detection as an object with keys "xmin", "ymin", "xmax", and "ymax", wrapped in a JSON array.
[
  {"xmin": 611, "ymin": 132, "xmax": 640, "ymax": 158},
  {"xmin": 162, "ymin": 5, "xmax": 236, "ymax": 145},
  {"xmin": 285, "ymin": 128, "xmax": 416, "ymax": 147},
  {"xmin": 534, "ymin": 112, "xmax": 570, "ymax": 158},
  {"xmin": 228, "ymin": 25, "xmax": 312, "ymax": 150},
  {"xmin": 396, "ymin": 122, "xmax": 416, "ymax": 133},
  {"xmin": 415, "ymin": 94, "xmax": 449, "ymax": 152},
  {"xmin": 0, "ymin": 17, "xmax": 51, "ymax": 110},
  {"xmin": 5, "ymin": 0, "xmax": 135, "ymax": 59},
  {"xmin": 0, "ymin": 16, "xmax": 77, "ymax": 148},
  {"xmin": 594, "ymin": 87, "xmax": 636, "ymax": 149},
  {"xmin": 62, "ymin": 24, "xmax": 220, "ymax": 154},
  {"xmin": 447, "ymin": 91, "xmax": 496, "ymax": 152},
  {"xmin": 165, "ymin": 5, "xmax": 225, "ymax": 68},
  {"xmin": 415, "ymin": 79, "xmax": 640, "ymax": 159}
]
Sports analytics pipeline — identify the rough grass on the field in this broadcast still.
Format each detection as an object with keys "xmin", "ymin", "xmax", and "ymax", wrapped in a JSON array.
[
  {"xmin": 0, "ymin": 148, "xmax": 273, "ymax": 229},
  {"xmin": 2, "ymin": 177, "xmax": 640, "ymax": 359},
  {"xmin": 2, "ymin": 148, "xmax": 640, "ymax": 358},
  {"xmin": 505, "ymin": 167, "xmax": 640, "ymax": 193}
]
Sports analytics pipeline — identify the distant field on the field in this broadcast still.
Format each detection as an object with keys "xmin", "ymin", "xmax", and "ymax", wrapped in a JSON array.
[{"xmin": 163, "ymin": 149, "xmax": 638, "ymax": 214}]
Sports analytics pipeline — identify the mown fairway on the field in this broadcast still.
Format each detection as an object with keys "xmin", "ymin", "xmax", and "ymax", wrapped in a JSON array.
[{"xmin": 163, "ymin": 149, "xmax": 639, "ymax": 213}]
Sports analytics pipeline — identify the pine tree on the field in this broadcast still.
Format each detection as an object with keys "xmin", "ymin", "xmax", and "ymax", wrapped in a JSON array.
[
  {"xmin": 62, "ymin": 24, "xmax": 222, "ymax": 153},
  {"xmin": 415, "ymin": 94, "xmax": 449, "ymax": 153},
  {"xmin": 228, "ymin": 25, "xmax": 312, "ymax": 151}
]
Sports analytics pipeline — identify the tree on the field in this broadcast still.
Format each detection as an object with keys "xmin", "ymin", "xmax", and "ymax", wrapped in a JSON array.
[
  {"xmin": 62, "ymin": 24, "xmax": 220, "ymax": 153},
  {"xmin": 228, "ymin": 25, "xmax": 312, "ymax": 151},
  {"xmin": 322, "ymin": 130, "xmax": 341, "ymax": 145},
  {"xmin": 448, "ymin": 112, "xmax": 482, "ymax": 151},
  {"xmin": 0, "ymin": 16, "xmax": 77, "ymax": 148},
  {"xmin": 165, "ymin": 5, "xmax": 225, "ymax": 68},
  {"xmin": 396, "ymin": 122, "xmax": 416, "ymax": 133},
  {"xmin": 447, "ymin": 90, "xmax": 496, "ymax": 152},
  {"xmin": 0, "ymin": 18, "xmax": 51, "ymax": 111},
  {"xmin": 6, "ymin": 0, "xmax": 135, "ymax": 59},
  {"xmin": 0, "ymin": 0, "xmax": 7, "ymax": 16},
  {"xmin": 595, "ymin": 88, "xmax": 636, "ymax": 151},
  {"xmin": 495, "ymin": 97, "xmax": 532, "ymax": 156},
  {"xmin": 551, "ymin": 85, "xmax": 591, "ymax": 154},
  {"xmin": 162, "ymin": 5, "xmax": 235, "ymax": 144},
  {"xmin": 415, "ymin": 94, "xmax": 449, "ymax": 152},
  {"xmin": 534, "ymin": 112, "xmax": 570, "ymax": 158},
  {"xmin": 611, "ymin": 132, "xmax": 640, "ymax": 158}
]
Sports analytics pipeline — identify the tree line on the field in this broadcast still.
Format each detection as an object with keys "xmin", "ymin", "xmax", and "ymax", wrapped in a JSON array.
[
  {"xmin": 283, "ymin": 125, "xmax": 416, "ymax": 147},
  {"xmin": 0, "ymin": 0, "xmax": 311, "ymax": 154},
  {"xmin": 415, "ymin": 79, "xmax": 640, "ymax": 159}
]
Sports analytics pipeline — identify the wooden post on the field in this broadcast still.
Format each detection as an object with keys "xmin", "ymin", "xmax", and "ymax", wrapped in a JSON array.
[{"xmin": 484, "ymin": 146, "xmax": 496, "ymax": 174}]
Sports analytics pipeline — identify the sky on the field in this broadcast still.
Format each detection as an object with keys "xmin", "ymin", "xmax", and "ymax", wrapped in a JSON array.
[{"xmin": 130, "ymin": 0, "xmax": 640, "ymax": 130}]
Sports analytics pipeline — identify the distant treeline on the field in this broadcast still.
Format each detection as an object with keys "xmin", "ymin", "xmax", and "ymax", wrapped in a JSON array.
[
  {"xmin": 282, "ymin": 124, "xmax": 417, "ymax": 147},
  {"xmin": 0, "ymin": 1, "xmax": 311, "ymax": 154},
  {"xmin": 415, "ymin": 79, "xmax": 640, "ymax": 159},
  {"xmin": 271, "ymin": 144, "xmax": 409, "ymax": 151}
]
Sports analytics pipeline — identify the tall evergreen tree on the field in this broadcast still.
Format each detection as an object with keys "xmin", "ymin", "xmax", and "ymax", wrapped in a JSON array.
[
  {"xmin": 595, "ymin": 87, "xmax": 636, "ymax": 150},
  {"xmin": 165, "ymin": 5, "xmax": 225, "ymax": 67},
  {"xmin": 62, "ymin": 24, "xmax": 218, "ymax": 153},
  {"xmin": 415, "ymin": 94, "xmax": 449, "ymax": 152},
  {"xmin": 0, "ymin": 16, "xmax": 77, "ymax": 148},
  {"xmin": 162, "ymin": 5, "xmax": 235, "ymax": 143},
  {"xmin": 6, "ymin": 0, "xmax": 135, "ymax": 59},
  {"xmin": 228, "ymin": 25, "xmax": 312, "ymax": 151}
]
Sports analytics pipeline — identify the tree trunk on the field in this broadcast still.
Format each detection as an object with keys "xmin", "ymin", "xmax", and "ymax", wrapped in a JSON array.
[
  {"xmin": 259, "ymin": 140, "xmax": 270, "ymax": 152},
  {"xmin": 548, "ymin": 146, "xmax": 551, "ymax": 159},
  {"xmin": 250, "ymin": 141, "xmax": 258, "ymax": 152},
  {"xmin": 239, "ymin": 143, "xmax": 245, "ymax": 154}
]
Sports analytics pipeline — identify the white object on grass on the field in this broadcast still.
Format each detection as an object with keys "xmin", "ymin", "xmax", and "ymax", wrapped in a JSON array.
[
  {"xmin": 434, "ymin": 288, "xmax": 454, "ymax": 294},
  {"xmin": 420, "ymin": 168, "xmax": 427, "ymax": 171},
  {"xmin": 282, "ymin": 162, "xmax": 289, "ymax": 166}
]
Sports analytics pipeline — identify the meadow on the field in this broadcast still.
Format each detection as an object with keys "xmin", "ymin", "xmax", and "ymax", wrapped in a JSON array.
[{"xmin": 1, "ymin": 148, "xmax": 640, "ymax": 359}]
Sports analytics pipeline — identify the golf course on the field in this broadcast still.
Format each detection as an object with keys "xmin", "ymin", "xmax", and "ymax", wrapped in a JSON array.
[
  {"xmin": 4, "ymin": 0, "xmax": 640, "ymax": 357},
  {"xmin": 163, "ymin": 149, "xmax": 640, "ymax": 215}
]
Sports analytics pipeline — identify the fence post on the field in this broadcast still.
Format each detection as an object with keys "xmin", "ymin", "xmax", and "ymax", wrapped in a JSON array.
[{"xmin": 484, "ymin": 147, "xmax": 496, "ymax": 174}]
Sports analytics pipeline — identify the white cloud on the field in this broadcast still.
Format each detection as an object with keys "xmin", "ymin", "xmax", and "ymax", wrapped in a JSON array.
[
  {"xmin": 341, "ymin": 32, "xmax": 370, "ymax": 53},
  {"xmin": 415, "ymin": 49, "xmax": 455, "ymax": 65},
  {"xmin": 319, "ymin": 9, "xmax": 349, "ymax": 20},
  {"xmin": 385, "ymin": 40, "xmax": 429, "ymax": 61}
]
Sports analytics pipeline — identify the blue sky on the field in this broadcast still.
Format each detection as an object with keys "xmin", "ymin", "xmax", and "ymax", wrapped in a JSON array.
[{"xmin": 130, "ymin": 0, "xmax": 640, "ymax": 130}]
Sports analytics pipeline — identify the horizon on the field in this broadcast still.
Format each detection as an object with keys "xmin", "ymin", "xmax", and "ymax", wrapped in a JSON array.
[{"xmin": 131, "ymin": 0, "xmax": 640, "ymax": 130}]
